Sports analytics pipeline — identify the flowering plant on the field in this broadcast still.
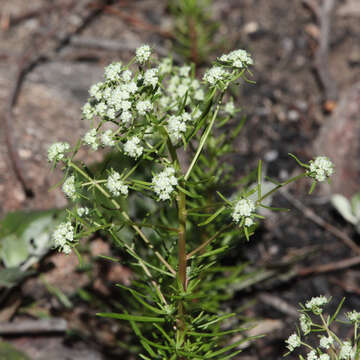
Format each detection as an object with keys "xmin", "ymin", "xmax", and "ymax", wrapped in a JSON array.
[
  {"xmin": 285, "ymin": 296, "xmax": 360, "ymax": 360},
  {"xmin": 48, "ymin": 45, "xmax": 334, "ymax": 358}
]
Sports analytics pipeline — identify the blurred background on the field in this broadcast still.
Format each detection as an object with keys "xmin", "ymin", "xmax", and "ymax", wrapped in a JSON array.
[{"xmin": 0, "ymin": 0, "xmax": 359, "ymax": 359}]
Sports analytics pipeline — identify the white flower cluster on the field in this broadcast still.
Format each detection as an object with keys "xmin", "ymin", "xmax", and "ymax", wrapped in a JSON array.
[
  {"xmin": 319, "ymin": 336, "xmax": 333, "ymax": 350},
  {"xmin": 144, "ymin": 68, "xmax": 159, "ymax": 88},
  {"xmin": 152, "ymin": 167, "xmax": 178, "ymax": 201},
  {"xmin": 53, "ymin": 221, "xmax": 74, "ymax": 254},
  {"xmin": 124, "ymin": 136, "xmax": 143, "ymax": 159},
  {"xmin": 101, "ymin": 129, "xmax": 116, "ymax": 147},
  {"xmin": 48, "ymin": 142, "xmax": 70, "ymax": 162},
  {"xmin": 339, "ymin": 341, "xmax": 354, "ymax": 359},
  {"xmin": 305, "ymin": 295, "xmax": 329, "ymax": 314},
  {"xmin": 167, "ymin": 112, "xmax": 192, "ymax": 142},
  {"xmin": 224, "ymin": 100, "xmax": 235, "ymax": 115},
  {"xmin": 309, "ymin": 156, "xmax": 334, "ymax": 182},
  {"xmin": 77, "ymin": 207, "xmax": 89, "ymax": 217},
  {"xmin": 83, "ymin": 129, "xmax": 98, "ymax": 150},
  {"xmin": 346, "ymin": 310, "xmax": 360, "ymax": 323},
  {"xmin": 104, "ymin": 62, "xmax": 122, "ymax": 82},
  {"xmin": 203, "ymin": 66, "xmax": 229, "ymax": 86},
  {"xmin": 136, "ymin": 44, "xmax": 151, "ymax": 64},
  {"xmin": 62, "ymin": 175, "xmax": 77, "ymax": 200},
  {"xmin": 307, "ymin": 351, "xmax": 329, "ymax": 360},
  {"xmin": 286, "ymin": 333, "xmax": 301, "ymax": 352},
  {"xmin": 106, "ymin": 171, "xmax": 128, "ymax": 197},
  {"xmin": 300, "ymin": 314, "xmax": 311, "ymax": 335},
  {"xmin": 219, "ymin": 49, "xmax": 253, "ymax": 68},
  {"xmin": 232, "ymin": 198, "xmax": 256, "ymax": 227},
  {"xmin": 136, "ymin": 99, "xmax": 152, "ymax": 115}
]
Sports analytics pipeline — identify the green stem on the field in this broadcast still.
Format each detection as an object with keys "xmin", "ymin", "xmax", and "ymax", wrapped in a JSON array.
[
  {"xmin": 257, "ymin": 172, "xmax": 307, "ymax": 205},
  {"xmin": 184, "ymin": 102, "xmax": 221, "ymax": 181}
]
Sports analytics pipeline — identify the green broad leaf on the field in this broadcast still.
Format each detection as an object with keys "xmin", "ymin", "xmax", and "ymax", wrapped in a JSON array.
[
  {"xmin": 96, "ymin": 313, "xmax": 165, "ymax": 323},
  {"xmin": 331, "ymin": 194, "xmax": 357, "ymax": 225},
  {"xmin": 0, "ymin": 342, "xmax": 31, "ymax": 360},
  {"xmin": 0, "ymin": 267, "xmax": 34, "ymax": 288},
  {"xmin": 351, "ymin": 192, "xmax": 360, "ymax": 219},
  {"xmin": 0, "ymin": 209, "xmax": 66, "ymax": 268},
  {"xmin": 198, "ymin": 206, "xmax": 226, "ymax": 226}
]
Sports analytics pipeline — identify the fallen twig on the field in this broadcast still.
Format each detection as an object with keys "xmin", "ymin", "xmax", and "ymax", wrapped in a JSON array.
[
  {"xmin": 280, "ymin": 189, "xmax": 360, "ymax": 256},
  {"xmin": 0, "ymin": 318, "xmax": 67, "ymax": 335},
  {"xmin": 258, "ymin": 293, "xmax": 299, "ymax": 317},
  {"xmin": 297, "ymin": 256, "xmax": 360, "ymax": 276},
  {"xmin": 302, "ymin": 0, "xmax": 338, "ymax": 112}
]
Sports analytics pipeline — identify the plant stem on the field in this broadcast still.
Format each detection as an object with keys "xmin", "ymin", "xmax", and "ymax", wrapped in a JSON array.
[{"xmin": 178, "ymin": 190, "xmax": 187, "ymax": 291}]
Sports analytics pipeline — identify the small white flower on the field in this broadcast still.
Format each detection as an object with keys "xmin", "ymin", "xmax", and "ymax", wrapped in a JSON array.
[
  {"xmin": 300, "ymin": 314, "xmax": 311, "ymax": 335},
  {"xmin": 244, "ymin": 217, "xmax": 253, "ymax": 227},
  {"xmin": 89, "ymin": 82, "xmax": 103, "ymax": 100},
  {"xmin": 95, "ymin": 101, "xmax": 107, "ymax": 117},
  {"xmin": 144, "ymin": 68, "xmax": 159, "ymax": 88},
  {"xmin": 320, "ymin": 336, "xmax": 334, "ymax": 350},
  {"xmin": 101, "ymin": 129, "xmax": 116, "ymax": 147},
  {"xmin": 159, "ymin": 57, "xmax": 172, "ymax": 74},
  {"xmin": 62, "ymin": 244, "xmax": 72, "ymax": 255},
  {"xmin": 307, "ymin": 350, "xmax": 318, "ymax": 360},
  {"xmin": 106, "ymin": 107, "xmax": 116, "ymax": 120},
  {"xmin": 339, "ymin": 341, "xmax": 354, "ymax": 359},
  {"xmin": 124, "ymin": 80, "xmax": 138, "ymax": 94},
  {"xmin": 309, "ymin": 156, "xmax": 334, "ymax": 182},
  {"xmin": 136, "ymin": 44, "xmax": 151, "ymax": 64},
  {"xmin": 106, "ymin": 171, "xmax": 128, "ymax": 197},
  {"xmin": 305, "ymin": 296, "xmax": 329, "ymax": 313},
  {"xmin": 83, "ymin": 129, "xmax": 98, "ymax": 150},
  {"xmin": 219, "ymin": 49, "xmax": 253, "ymax": 68},
  {"xmin": 176, "ymin": 83, "xmax": 189, "ymax": 98},
  {"xmin": 224, "ymin": 100, "xmax": 235, "ymax": 115},
  {"xmin": 110, "ymin": 87, "xmax": 131, "ymax": 111},
  {"xmin": 48, "ymin": 142, "xmax": 70, "ymax": 162},
  {"xmin": 346, "ymin": 310, "xmax": 360, "ymax": 323},
  {"xmin": 152, "ymin": 167, "xmax": 178, "ymax": 201},
  {"xmin": 104, "ymin": 62, "xmax": 122, "ymax": 81},
  {"xmin": 120, "ymin": 111, "xmax": 132, "ymax": 124},
  {"xmin": 194, "ymin": 89, "xmax": 205, "ymax": 101},
  {"xmin": 319, "ymin": 355, "xmax": 330, "ymax": 360},
  {"xmin": 285, "ymin": 333, "xmax": 301, "ymax": 352},
  {"xmin": 191, "ymin": 79, "xmax": 200, "ymax": 89},
  {"xmin": 77, "ymin": 207, "xmax": 89, "ymax": 217},
  {"xmin": 203, "ymin": 66, "xmax": 229, "ymax": 85},
  {"xmin": 62, "ymin": 175, "xmax": 77, "ymax": 200},
  {"xmin": 136, "ymin": 100, "xmax": 152, "ymax": 115},
  {"xmin": 82, "ymin": 102, "xmax": 95, "ymax": 120},
  {"xmin": 53, "ymin": 221, "xmax": 74, "ymax": 248},
  {"xmin": 167, "ymin": 115, "xmax": 187, "ymax": 142},
  {"xmin": 179, "ymin": 65, "xmax": 191, "ymax": 77},
  {"xmin": 121, "ymin": 69, "xmax": 132, "ymax": 82},
  {"xmin": 232, "ymin": 198, "xmax": 256, "ymax": 224},
  {"xmin": 124, "ymin": 136, "xmax": 143, "ymax": 159}
]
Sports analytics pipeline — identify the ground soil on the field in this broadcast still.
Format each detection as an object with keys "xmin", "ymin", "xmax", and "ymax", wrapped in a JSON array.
[{"xmin": 0, "ymin": 0, "xmax": 359, "ymax": 359}]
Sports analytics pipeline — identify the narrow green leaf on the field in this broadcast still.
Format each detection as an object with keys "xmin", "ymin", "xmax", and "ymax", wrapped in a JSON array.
[
  {"xmin": 96, "ymin": 313, "xmax": 165, "ymax": 323},
  {"xmin": 198, "ymin": 206, "xmax": 226, "ymax": 226}
]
